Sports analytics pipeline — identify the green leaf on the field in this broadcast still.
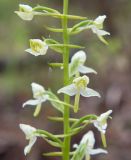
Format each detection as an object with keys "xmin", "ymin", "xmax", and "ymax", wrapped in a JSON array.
[
  {"xmin": 71, "ymin": 114, "xmax": 97, "ymax": 129},
  {"xmin": 45, "ymin": 26, "xmax": 72, "ymax": 33},
  {"xmin": 45, "ymin": 39, "xmax": 63, "ymax": 53},
  {"xmin": 48, "ymin": 63, "xmax": 63, "ymax": 68},
  {"xmin": 43, "ymin": 151, "xmax": 74, "ymax": 157},
  {"xmin": 54, "ymin": 127, "xmax": 84, "ymax": 138},
  {"xmin": 45, "ymin": 38, "xmax": 84, "ymax": 53},
  {"xmin": 44, "ymin": 138, "xmax": 62, "ymax": 148},
  {"xmin": 33, "ymin": 7, "xmax": 88, "ymax": 20},
  {"xmin": 45, "ymin": 26, "xmax": 64, "ymax": 33},
  {"xmin": 70, "ymin": 20, "xmax": 93, "ymax": 34},
  {"xmin": 42, "ymin": 14, "xmax": 87, "ymax": 20},
  {"xmin": 70, "ymin": 126, "xmax": 86, "ymax": 136},
  {"xmin": 43, "ymin": 152, "xmax": 63, "ymax": 157},
  {"xmin": 49, "ymin": 44, "xmax": 84, "ymax": 49},
  {"xmin": 33, "ymin": 5, "xmax": 60, "ymax": 14},
  {"xmin": 35, "ymin": 129, "xmax": 62, "ymax": 145},
  {"xmin": 48, "ymin": 116, "xmax": 78, "ymax": 123},
  {"xmin": 46, "ymin": 90, "xmax": 64, "ymax": 113}
]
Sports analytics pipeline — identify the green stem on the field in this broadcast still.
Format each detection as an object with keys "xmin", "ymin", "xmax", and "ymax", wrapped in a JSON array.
[{"xmin": 62, "ymin": 0, "xmax": 70, "ymax": 160}]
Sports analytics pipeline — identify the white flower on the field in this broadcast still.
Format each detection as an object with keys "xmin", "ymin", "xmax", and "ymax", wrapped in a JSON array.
[
  {"xmin": 91, "ymin": 15, "xmax": 110, "ymax": 36},
  {"xmin": 88, "ymin": 15, "xmax": 110, "ymax": 44},
  {"xmin": 69, "ymin": 50, "xmax": 97, "ymax": 77},
  {"xmin": 23, "ymin": 83, "xmax": 49, "ymax": 116},
  {"xmin": 19, "ymin": 124, "xmax": 37, "ymax": 155},
  {"xmin": 58, "ymin": 75, "xmax": 100, "ymax": 98},
  {"xmin": 74, "ymin": 131, "xmax": 107, "ymax": 160},
  {"xmin": 15, "ymin": 4, "xmax": 34, "ymax": 21},
  {"xmin": 93, "ymin": 110, "xmax": 112, "ymax": 134},
  {"xmin": 25, "ymin": 39, "xmax": 48, "ymax": 56},
  {"xmin": 23, "ymin": 83, "xmax": 49, "ymax": 107}
]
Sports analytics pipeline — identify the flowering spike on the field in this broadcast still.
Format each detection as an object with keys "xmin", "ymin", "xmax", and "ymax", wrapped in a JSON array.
[{"xmin": 16, "ymin": 1, "xmax": 112, "ymax": 159}]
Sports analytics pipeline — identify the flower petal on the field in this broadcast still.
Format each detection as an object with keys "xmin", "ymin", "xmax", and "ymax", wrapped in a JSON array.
[
  {"xmin": 93, "ymin": 121, "xmax": 106, "ymax": 134},
  {"xmin": 24, "ymin": 137, "xmax": 37, "ymax": 155},
  {"xmin": 69, "ymin": 51, "xmax": 87, "ymax": 77},
  {"xmin": 57, "ymin": 84, "xmax": 77, "ymax": 96},
  {"xmin": 73, "ymin": 144, "xmax": 79, "ymax": 149},
  {"xmin": 92, "ymin": 27, "xmax": 110, "ymax": 36},
  {"xmin": 78, "ymin": 65, "xmax": 97, "ymax": 74},
  {"xmin": 31, "ymin": 82, "xmax": 45, "ymax": 99},
  {"xmin": 80, "ymin": 87, "xmax": 101, "ymax": 97},
  {"xmin": 25, "ymin": 48, "xmax": 42, "ymax": 56},
  {"xmin": 99, "ymin": 110, "xmax": 112, "ymax": 120},
  {"xmin": 71, "ymin": 50, "xmax": 86, "ymax": 65},
  {"xmin": 81, "ymin": 131, "xmax": 95, "ymax": 149},
  {"xmin": 23, "ymin": 99, "xmax": 40, "ymax": 107},
  {"xmin": 94, "ymin": 15, "xmax": 106, "ymax": 25},
  {"xmin": 15, "ymin": 11, "xmax": 34, "ymax": 21},
  {"xmin": 19, "ymin": 124, "xmax": 36, "ymax": 139},
  {"xmin": 89, "ymin": 148, "xmax": 107, "ymax": 155}
]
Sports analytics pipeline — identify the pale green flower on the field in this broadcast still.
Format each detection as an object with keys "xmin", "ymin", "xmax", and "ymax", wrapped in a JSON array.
[
  {"xmin": 23, "ymin": 83, "xmax": 49, "ymax": 107},
  {"xmin": 58, "ymin": 75, "xmax": 100, "ymax": 98},
  {"xmin": 93, "ymin": 110, "xmax": 112, "ymax": 148},
  {"xmin": 93, "ymin": 110, "xmax": 112, "ymax": 134},
  {"xmin": 15, "ymin": 4, "xmax": 34, "ymax": 21},
  {"xmin": 91, "ymin": 15, "xmax": 110, "ymax": 37},
  {"xmin": 69, "ymin": 50, "xmax": 97, "ymax": 77},
  {"xmin": 58, "ymin": 75, "xmax": 100, "ymax": 112},
  {"xmin": 19, "ymin": 124, "xmax": 37, "ymax": 155},
  {"xmin": 25, "ymin": 39, "xmax": 48, "ymax": 56},
  {"xmin": 23, "ymin": 83, "xmax": 49, "ymax": 116},
  {"xmin": 73, "ymin": 131, "xmax": 107, "ymax": 160}
]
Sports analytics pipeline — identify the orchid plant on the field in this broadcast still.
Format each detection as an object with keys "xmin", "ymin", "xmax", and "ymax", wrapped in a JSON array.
[{"xmin": 15, "ymin": 1, "xmax": 112, "ymax": 160}]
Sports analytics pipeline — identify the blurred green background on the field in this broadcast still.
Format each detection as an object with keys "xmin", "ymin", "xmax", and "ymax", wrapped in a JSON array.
[{"xmin": 0, "ymin": 0, "xmax": 131, "ymax": 160}]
